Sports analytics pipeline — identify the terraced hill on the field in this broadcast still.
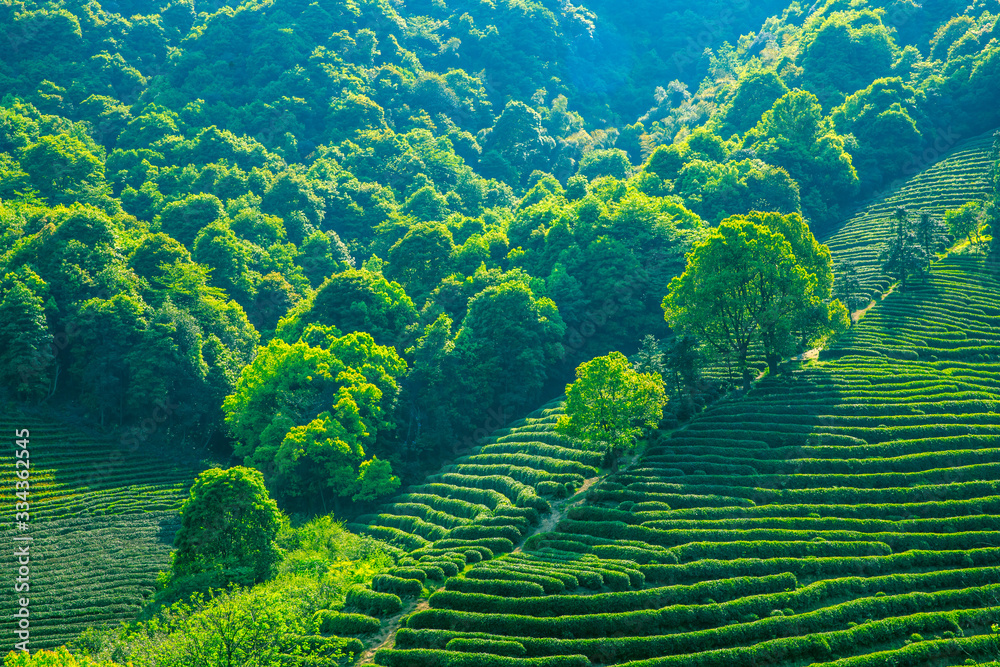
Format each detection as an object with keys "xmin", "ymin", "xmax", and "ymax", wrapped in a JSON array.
[
  {"xmin": 0, "ymin": 419, "xmax": 203, "ymax": 649},
  {"xmin": 345, "ymin": 400, "xmax": 603, "ymax": 576},
  {"xmin": 823, "ymin": 130, "xmax": 997, "ymax": 299},
  {"xmin": 369, "ymin": 254, "xmax": 1000, "ymax": 667}
]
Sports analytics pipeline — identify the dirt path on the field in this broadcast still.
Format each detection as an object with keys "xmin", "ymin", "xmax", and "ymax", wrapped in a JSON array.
[
  {"xmin": 355, "ymin": 462, "xmax": 624, "ymax": 664},
  {"xmin": 514, "ymin": 474, "xmax": 601, "ymax": 553},
  {"xmin": 356, "ymin": 597, "xmax": 429, "ymax": 664}
]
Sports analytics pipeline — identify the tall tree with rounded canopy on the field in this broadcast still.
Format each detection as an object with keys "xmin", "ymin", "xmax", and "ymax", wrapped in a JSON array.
[
  {"xmin": 222, "ymin": 331, "xmax": 406, "ymax": 510},
  {"xmin": 275, "ymin": 268, "xmax": 418, "ymax": 350},
  {"xmin": 0, "ymin": 275, "xmax": 53, "ymax": 401},
  {"xmin": 556, "ymin": 351, "xmax": 667, "ymax": 471},
  {"xmin": 663, "ymin": 218, "xmax": 825, "ymax": 390},
  {"xmin": 453, "ymin": 281, "xmax": 565, "ymax": 424},
  {"xmin": 720, "ymin": 70, "xmax": 790, "ymax": 136},
  {"xmin": 170, "ymin": 466, "xmax": 283, "ymax": 584},
  {"xmin": 386, "ymin": 222, "xmax": 455, "ymax": 305},
  {"xmin": 745, "ymin": 89, "xmax": 859, "ymax": 228}
]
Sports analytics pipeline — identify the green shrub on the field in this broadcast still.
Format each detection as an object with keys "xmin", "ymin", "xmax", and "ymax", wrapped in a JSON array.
[
  {"xmin": 433, "ymin": 538, "xmax": 513, "ymax": 555},
  {"xmin": 493, "ymin": 506, "xmax": 541, "ymax": 525},
  {"xmin": 420, "ymin": 564, "xmax": 447, "ymax": 580},
  {"xmin": 372, "ymin": 574, "xmax": 423, "ymax": 598},
  {"xmin": 374, "ymin": 649, "xmax": 588, "ymax": 666},
  {"xmin": 445, "ymin": 578, "xmax": 546, "ymax": 597},
  {"xmin": 421, "ymin": 558, "xmax": 461, "ymax": 577},
  {"xmin": 447, "ymin": 525, "xmax": 523, "ymax": 543},
  {"xmin": 346, "ymin": 585, "xmax": 403, "ymax": 616},
  {"xmin": 313, "ymin": 610, "xmax": 381, "ymax": 635},
  {"xmin": 428, "ymin": 574, "xmax": 796, "ymax": 616},
  {"xmin": 535, "ymin": 481, "xmax": 568, "ymax": 497},
  {"xmin": 467, "ymin": 566, "xmax": 565, "ymax": 594},
  {"xmin": 391, "ymin": 567, "xmax": 428, "ymax": 582},
  {"xmin": 445, "ymin": 638, "xmax": 526, "ymax": 657}
]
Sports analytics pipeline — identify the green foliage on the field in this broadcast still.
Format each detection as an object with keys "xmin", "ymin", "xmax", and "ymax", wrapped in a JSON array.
[
  {"xmin": 556, "ymin": 351, "xmax": 666, "ymax": 466},
  {"xmin": 945, "ymin": 201, "xmax": 985, "ymax": 250},
  {"xmin": 156, "ymin": 193, "xmax": 225, "ymax": 248},
  {"xmin": 375, "ymin": 649, "xmax": 588, "ymax": 667},
  {"xmin": 169, "ymin": 466, "xmax": 283, "ymax": 585},
  {"xmin": 223, "ymin": 332, "xmax": 406, "ymax": 510},
  {"xmin": 663, "ymin": 216, "xmax": 830, "ymax": 387},
  {"xmin": 719, "ymin": 70, "xmax": 790, "ymax": 136},
  {"xmin": 745, "ymin": 89, "xmax": 859, "ymax": 228},
  {"xmin": 445, "ymin": 638, "xmax": 526, "ymax": 657},
  {"xmin": 2, "ymin": 648, "xmax": 117, "ymax": 666},
  {"xmin": 829, "ymin": 78, "xmax": 924, "ymax": 193},
  {"xmin": 577, "ymin": 149, "xmax": 633, "ymax": 181},
  {"xmin": 11, "ymin": 0, "xmax": 1000, "ymax": 659},
  {"xmin": 21, "ymin": 135, "xmax": 107, "ymax": 208},
  {"xmin": 798, "ymin": 12, "xmax": 896, "ymax": 107},
  {"xmin": 277, "ymin": 268, "xmax": 418, "ymax": 350},
  {"xmin": 313, "ymin": 610, "xmax": 381, "ymax": 635},
  {"xmin": 345, "ymin": 585, "xmax": 403, "ymax": 616},
  {"xmin": 386, "ymin": 222, "xmax": 455, "ymax": 303},
  {"xmin": 880, "ymin": 208, "xmax": 927, "ymax": 291},
  {"xmin": 0, "ymin": 270, "xmax": 53, "ymax": 400},
  {"xmin": 452, "ymin": 280, "xmax": 565, "ymax": 421},
  {"xmin": 372, "ymin": 574, "xmax": 424, "ymax": 597},
  {"xmin": 99, "ymin": 579, "xmax": 367, "ymax": 667}
]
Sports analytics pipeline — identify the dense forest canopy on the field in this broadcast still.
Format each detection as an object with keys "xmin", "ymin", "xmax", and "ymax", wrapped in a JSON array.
[{"xmin": 2, "ymin": 0, "xmax": 1000, "ymax": 513}]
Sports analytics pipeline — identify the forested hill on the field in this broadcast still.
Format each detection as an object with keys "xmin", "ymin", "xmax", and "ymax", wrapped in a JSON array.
[
  {"xmin": 375, "ymin": 254, "xmax": 1000, "ymax": 667},
  {"xmin": 4, "ymin": 0, "xmax": 1000, "ymax": 663},
  {"xmin": 1, "ymin": 0, "xmax": 1000, "ymax": 510},
  {"xmin": 0, "ymin": 0, "xmax": 998, "ymax": 510}
]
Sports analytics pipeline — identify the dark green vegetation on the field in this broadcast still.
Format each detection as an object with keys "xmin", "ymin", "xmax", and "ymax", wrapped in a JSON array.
[
  {"xmin": 3, "ymin": 0, "xmax": 1000, "ymax": 662},
  {"xmin": 823, "ymin": 130, "xmax": 998, "ymax": 299},
  {"xmin": 348, "ymin": 397, "xmax": 592, "ymax": 553}
]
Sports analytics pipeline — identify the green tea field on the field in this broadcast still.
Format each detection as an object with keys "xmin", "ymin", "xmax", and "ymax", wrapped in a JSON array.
[
  {"xmin": 0, "ymin": 420, "xmax": 202, "ymax": 649},
  {"xmin": 823, "ymin": 131, "xmax": 997, "ymax": 299},
  {"xmin": 369, "ymin": 254, "xmax": 1000, "ymax": 667},
  {"xmin": 346, "ymin": 398, "xmax": 603, "ymax": 583}
]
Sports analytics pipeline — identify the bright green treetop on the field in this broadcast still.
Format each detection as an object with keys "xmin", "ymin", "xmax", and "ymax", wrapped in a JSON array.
[
  {"xmin": 170, "ymin": 466, "xmax": 284, "ymax": 584},
  {"xmin": 663, "ymin": 217, "xmax": 832, "ymax": 390},
  {"xmin": 3, "ymin": 647, "xmax": 119, "ymax": 667},
  {"xmin": 556, "ymin": 351, "xmax": 667, "ymax": 470}
]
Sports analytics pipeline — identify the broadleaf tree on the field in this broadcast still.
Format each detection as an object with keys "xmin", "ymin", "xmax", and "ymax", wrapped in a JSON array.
[
  {"xmin": 663, "ymin": 217, "xmax": 835, "ymax": 390},
  {"xmin": 556, "ymin": 351, "xmax": 667, "ymax": 471},
  {"xmin": 170, "ymin": 466, "xmax": 284, "ymax": 585}
]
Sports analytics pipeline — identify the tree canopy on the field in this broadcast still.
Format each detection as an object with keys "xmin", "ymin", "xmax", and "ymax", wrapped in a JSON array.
[
  {"xmin": 556, "ymin": 351, "xmax": 667, "ymax": 470},
  {"xmin": 663, "ymin": 216, "xmax": 840, "ymax": 390},
  {"xmin": 170, "ymin": 466, "xmax": 284, "ymax": 585}
]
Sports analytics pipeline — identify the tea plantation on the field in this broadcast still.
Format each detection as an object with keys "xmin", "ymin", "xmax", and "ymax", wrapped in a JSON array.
[
  {"xmin": 823, "ymin": 130, "xmax": 997, "ymax": 300},
  {"xmin": 0, "ymin": 421, "xmax": 202, "ymax": 649},
  {"xmin": 370, "ymin": 254, "xmax": 1000, "ymax": 667},
  {"xmin": 344, "ymin": 399, "xmax": 605, "ymax": 601}
]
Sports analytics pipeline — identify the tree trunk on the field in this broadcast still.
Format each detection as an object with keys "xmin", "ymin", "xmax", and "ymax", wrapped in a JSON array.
[
  {"xmin": 767, "ymin": 354, "xmax": 780, "ymax": 377},
  {"xmin": 45, "ymin": 363, "xmax": 60, "ymax": 402},
  {"xmin": 742, "ymin": 367, "xmax": 752, "ymax": 393}
]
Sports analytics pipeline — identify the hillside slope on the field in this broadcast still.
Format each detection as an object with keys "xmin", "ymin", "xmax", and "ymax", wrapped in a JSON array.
[
  {"xmin": 0, "ymin": 419, "xmax": 203, "ymax": 649},
  {"xmin": 371, "ymin": 254, "xmax": 1000, "ymax": 667},
  {"xmin": 823, "ymin": 129, "xmax": 997, "ymax": 298}
]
